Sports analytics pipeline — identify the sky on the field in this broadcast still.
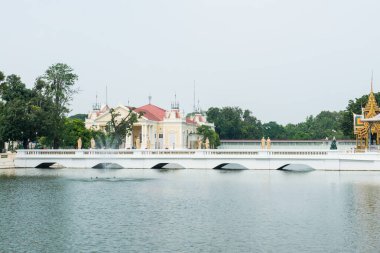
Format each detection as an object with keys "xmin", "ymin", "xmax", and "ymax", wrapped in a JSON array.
[{"xmin": 1, "ymin": 0, "xmax": 380, "ymax": 124}]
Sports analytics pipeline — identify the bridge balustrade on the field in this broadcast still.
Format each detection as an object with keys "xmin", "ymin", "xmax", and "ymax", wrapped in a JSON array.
[{"xmin": 16, "ymin": 149, "xmax": 344, "ymax": 157}]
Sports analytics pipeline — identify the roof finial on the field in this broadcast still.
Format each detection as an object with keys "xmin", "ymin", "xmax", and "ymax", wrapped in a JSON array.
[
  {"xmin": 371, "ymin": 70, "xmax": 374, "ymax": 93},
  {"xmin": 106, "ymin": 85, "xmax": 108, "ymax": 105},
  {"xmin": 93, "ymin": 93, "xmax": 100, "ymax": 110},
  {"xmin": 193, "ymin": 80, "xmax": 196, "ymax": 112},
  {"xmin": 148, "ymin": 95, "xmax": 152, "ymax": 104},
  {"xmin": 171, "ymin": 93, "xmax": 179, "ymax": 109}
]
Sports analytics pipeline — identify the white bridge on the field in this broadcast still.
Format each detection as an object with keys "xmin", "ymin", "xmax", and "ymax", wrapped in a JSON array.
[{"xmin": 13, "ymin": 149, "xmax": 380, "ymax": 171}]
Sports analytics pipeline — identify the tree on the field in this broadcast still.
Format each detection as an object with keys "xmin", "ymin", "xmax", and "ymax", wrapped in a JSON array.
[
  {"xmin": 69, "ymin": 113, "xmax": 88, "ymax": 121},
  {"xmin": 36, "ymin": 63, "xmax": 78, "ymax": 148},
  {"xmin": 0, "ymin": 101, "xmax": 4, "ymax": 151},
  {"xmin": 206, "ymin": 107, "xmax": 242, "ymax": 139},
  {"xmin": 105, "ymin": 108, "xmax": 142, "ymax": 148},
  {"xmin": 310, "ymin": 111, "xmax": 346, "ymax": 139},
  {"xmin": 0, "ymin": 74, "xmax": 38, "ymax": 149},
  {"xmin": 196, "ymin": 125, "xmax": 221, "ymax": 148},
  {"xmin": 241, "ymin": 110, "xmax": 263, "ymax": 139},
  {"xmin": 263, "ymin": 121, "xmax": 286, "ymax": 139},
  {"xmin": 62, "ymin": 118, "xmax": 91, "ymax": 148},
  {"xmin": 0, "ymin": 71, "xmax": 4, "ymax": 150}
]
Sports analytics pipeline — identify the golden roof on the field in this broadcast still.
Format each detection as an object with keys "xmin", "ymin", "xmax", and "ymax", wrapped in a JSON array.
[{"xmin": 364, "ymin": 91, "xmax": 380, "ymax": 118}]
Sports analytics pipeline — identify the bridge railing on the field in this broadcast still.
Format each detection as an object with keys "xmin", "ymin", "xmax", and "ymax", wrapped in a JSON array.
[{"xmin": 16, "ymin": 149, "xmax": 346, "ymax": 158}]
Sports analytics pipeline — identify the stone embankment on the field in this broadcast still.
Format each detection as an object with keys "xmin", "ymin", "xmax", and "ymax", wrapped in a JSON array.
[{"xmin": 0, "ymin": 153, "xmax": 16, "ymax": 168}]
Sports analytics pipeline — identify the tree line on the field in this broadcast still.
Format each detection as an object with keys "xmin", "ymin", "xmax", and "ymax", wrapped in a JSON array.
[{"xmin": 206, "ymin": 93, "xmax": 378, "ymax": 141}]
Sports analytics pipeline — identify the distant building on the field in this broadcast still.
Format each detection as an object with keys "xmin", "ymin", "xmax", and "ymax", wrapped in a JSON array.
[{"xmin": 85, "ymin": 101, "xmax": 214, "ymax": 149}]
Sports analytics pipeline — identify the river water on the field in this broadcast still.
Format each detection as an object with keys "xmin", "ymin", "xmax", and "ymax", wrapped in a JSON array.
[{"xmin": 1, "ymin": 168, "xmax": 380, "ymax": 252}]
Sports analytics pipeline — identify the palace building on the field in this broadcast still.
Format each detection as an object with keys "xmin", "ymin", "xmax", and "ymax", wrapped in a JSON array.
[
  {"xmin": 85, "ymin": 100, "xmax": 214, "ymax": 149},
  {"xmin": 354, "ymin": 82, "xmax": 380, "ymax": 149}
]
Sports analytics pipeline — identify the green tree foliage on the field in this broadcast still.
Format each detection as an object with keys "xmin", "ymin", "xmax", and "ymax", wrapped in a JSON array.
[
  {"xmin": 0, "ymin": 71, "xmax": 5, "ymax": 151},
  {"xmin": 0, "ymin": 74, "xmax": 39, "ymax": 149},
  {"xmin": 242, "ymin": 110, "xmax": 263, "ymax": 139},
  {"xmin": 69, "ymin": 114, "xmax": 88, "ymax": 121},
  {"xmin": 62, "ymin": 118, "xmax": 91, "ymax": 148},
  {"xmin": 263, "ymin": 121, "xmax": 286, "ymax": 139},
  {"xmin": 207, "ymin": 107, "xmax": 263, "ymax": 139},
  {"xmin": 207, "ymin": 107, "xmax": 242, "ymax": 139},
  {"xmin": 283, "ymin": 111, "xmax": 346, "ymax": 140},
  {"xmin": 36, "ymin": 63, "xmax": 78, "ymax": 148},
  {"xmin": 207, "ymin": 107, "xmax": 349, "ymax": 140},
  {"xmin": 196, "ymin": 125, "xmax": 221, "ymax": 148}
]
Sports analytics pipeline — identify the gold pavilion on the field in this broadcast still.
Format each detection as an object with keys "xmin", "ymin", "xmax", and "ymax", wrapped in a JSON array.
[{"xmin": 355, "ymin": 85, "xmax": 380, "ymax": 149}]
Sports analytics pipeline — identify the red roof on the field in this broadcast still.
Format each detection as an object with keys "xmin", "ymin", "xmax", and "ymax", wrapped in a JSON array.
[
  {"xmin": 134, "ymin": 104, "xmax": 166, "ymax": 121},
  {"xmin": 186, "ymin": 118, "xmax": 196, "ymax": 124}
]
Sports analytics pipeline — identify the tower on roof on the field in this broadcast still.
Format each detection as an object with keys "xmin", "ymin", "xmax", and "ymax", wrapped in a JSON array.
[
  {"xmin": 171, "ymin": 93, "xmax": 179, "ymax": 110},
  {"xmin": 364, "ymin": 73, "xmax": 380, "ymax": 118},
  {"xmin": 92, "ymin": 94, "xmax": 100, "ymax": 111}
]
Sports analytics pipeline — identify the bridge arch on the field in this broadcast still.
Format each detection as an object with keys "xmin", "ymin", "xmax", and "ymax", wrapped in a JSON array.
[
  {"xmin": 277, "ymin": 163, "xmax": 315, "ymax": 172},
  {"xmin": 92, "ymin": 163, "xmax": 124, "ymax": 169},
  {"xmin": 213, "ymin": 163, "xmax": 248, "ymax": 170},
  {"xmin": 151, "ymin": 163, "xmax": 185, "ymax": 169},
  {"xmin": 36, "ymin": 162, "xmax": 57, "ymax": 169}
]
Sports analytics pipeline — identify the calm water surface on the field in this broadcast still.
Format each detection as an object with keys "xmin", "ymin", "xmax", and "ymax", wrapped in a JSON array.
[{"xmin": 1, "ymin": 169, "xmax": 380, "ymax": 253}]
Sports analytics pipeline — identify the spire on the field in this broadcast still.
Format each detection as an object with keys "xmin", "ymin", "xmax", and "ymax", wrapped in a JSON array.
[
  {"xmin": 171, "ymin": 93, "xmax": 179, "ymax": 109},
  {"xmin": 93, "ymin": 93, "xmax": 100, "ymax": 110},
  {"xmin": 364, "ymin": 72, "xmax": 380, "ymax": 118},
  {"xmin": 106, "ymin": 85, "xmax": 108, "ymax": 105},
  {"xmin": 193, "ymin": 80, "xmax": 196, "ymax": 112}
]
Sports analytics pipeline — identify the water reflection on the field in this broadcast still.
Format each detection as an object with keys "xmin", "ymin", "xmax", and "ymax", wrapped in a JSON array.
[
  {"xmin": 348, "ymin": 182, "xmax": 380, "ymax": 250},
  {"xmin": 69, "ymin": 177, "xmax": 154, "ymax": 183}
]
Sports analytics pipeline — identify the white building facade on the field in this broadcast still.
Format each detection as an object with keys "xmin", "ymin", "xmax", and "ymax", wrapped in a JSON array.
[{"xmin": 85, "ymin": 103, "xmax": 214, "ymax": 149}]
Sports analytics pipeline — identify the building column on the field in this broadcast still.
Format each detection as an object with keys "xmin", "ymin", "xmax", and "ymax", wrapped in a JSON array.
[
  {"xmin": 125, "ymin": 133, "xmax": 132, "ymax": 149},
  {"xmin": 141, "ymin": 124, "xmax": 147, "ymax": 149},
  {"xmin": 163, "ymin": 129, "xmax": 167, "ymax": 149},
  {"xmin": 150, "ymin": 126, "xmax": 154, "ymax": 149},
  {"xmin": 141, "ymin": 124, "xmax": 145, "ymax": 149}
]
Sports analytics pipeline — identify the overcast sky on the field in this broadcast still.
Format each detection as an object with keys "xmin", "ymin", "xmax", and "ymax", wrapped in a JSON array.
[{"xmin": 1, "ymin": 0, "xmax": 379, "ymax": 124}]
